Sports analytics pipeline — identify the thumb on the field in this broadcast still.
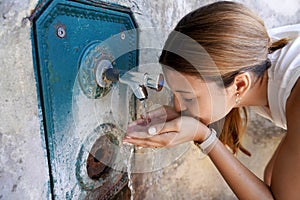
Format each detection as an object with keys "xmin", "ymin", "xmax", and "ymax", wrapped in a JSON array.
[{"xmin": 148, "ymin": 118, "xmax": 180, "ymax": 136}]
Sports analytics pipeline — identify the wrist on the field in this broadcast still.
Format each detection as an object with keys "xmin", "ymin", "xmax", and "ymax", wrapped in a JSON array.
[
  {"xmin": 194, "ymin": 128, "xmax": 218, "ymax": 155},
  {"xmin": 194, "ymin": 126, "xmax": 211, "ymax": 143}
]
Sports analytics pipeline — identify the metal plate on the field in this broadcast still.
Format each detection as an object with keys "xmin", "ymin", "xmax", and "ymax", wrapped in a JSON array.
[
  {"xmin": 78, "ymin": 42, "xmax": 115, "ymax": 99},
  {"xmin": 31, "ymin": 0, "xmax": 138, "ymax": 199}
]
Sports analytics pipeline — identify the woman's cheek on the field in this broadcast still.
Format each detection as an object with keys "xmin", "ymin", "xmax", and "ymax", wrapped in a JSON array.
[{"xmin": 198, "ymin": 103, "xmax": 213, "ymax": 124}]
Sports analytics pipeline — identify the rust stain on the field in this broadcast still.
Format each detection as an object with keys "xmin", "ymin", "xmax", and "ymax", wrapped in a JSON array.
[{"xmin": 22, "ymin": 0, "xmax": 47, "ymax": 26}]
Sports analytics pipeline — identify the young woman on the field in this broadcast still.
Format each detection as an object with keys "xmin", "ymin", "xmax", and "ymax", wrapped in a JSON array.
[{"xmin": 123, "ymin": 1, "xmax": 300, "ymax": 199}]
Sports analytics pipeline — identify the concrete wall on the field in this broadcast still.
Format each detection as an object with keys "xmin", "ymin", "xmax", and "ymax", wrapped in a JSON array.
[
  {"xmin": 0, "ymin": 0, "xmax": 299, "ymax": 199},
  {"xmin": 0, "ymin": 0, "xmax": 50, "ymax": 199}
]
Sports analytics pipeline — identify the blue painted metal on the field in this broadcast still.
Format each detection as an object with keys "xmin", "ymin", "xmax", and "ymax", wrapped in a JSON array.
[{"xmin": 31, "ymin": 0, "xmax": 138, "ymax": 199}]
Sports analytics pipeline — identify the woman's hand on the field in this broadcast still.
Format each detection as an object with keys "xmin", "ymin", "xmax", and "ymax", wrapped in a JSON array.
[
  {"xmin": 123, "ymin": 106, "xmax": 210, "ymax": 148},
  {"xmin": 129, "ymin": 105, "xmax": 181, "ymax": 127}
]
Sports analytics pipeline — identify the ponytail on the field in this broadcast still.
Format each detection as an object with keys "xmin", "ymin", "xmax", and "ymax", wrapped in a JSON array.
[
  {"xmin": 268, "ymin": 38, "xmax": 289, "ymax": 54},
  {"xmin": 218, "ymin": 38, "xmax": 290, "ymax": 156},
  {"xmin": 219, "ymin": 107, "xmax": 251, "ymax": 156}
]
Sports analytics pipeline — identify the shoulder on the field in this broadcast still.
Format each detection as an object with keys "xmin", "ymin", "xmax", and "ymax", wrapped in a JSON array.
[
  {"xmin": 268, "ymin": 24, "xmax": 300, "ymax": 61},
  {"xmin": 268, "ymin": 23, "xmax": 300, "ymax": 39},
  {"xmin": 270, "ymin": 77, "xmax": 300, "ymax": 199},
  {"xmin": 267, "ymin": 24, "xmax": 300, "ymax": 75},
  {"xmin": 286, "ymin": 78, "xmax": 300, "ymax": 133}
]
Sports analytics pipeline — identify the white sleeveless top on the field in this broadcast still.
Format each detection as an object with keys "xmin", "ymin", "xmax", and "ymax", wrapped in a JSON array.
[{"xmin": 253, "ymin": 24, "xmax": 300, "ymax": 130}]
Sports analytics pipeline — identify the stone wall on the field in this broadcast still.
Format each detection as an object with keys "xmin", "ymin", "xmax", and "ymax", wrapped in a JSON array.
[
  {"xmin": 0, "ymin": 0, "xmax": 50, "ymax": 199},
  {"xmin": 0, "ymin": 0, "xmax": 299, "ymax": 199}
]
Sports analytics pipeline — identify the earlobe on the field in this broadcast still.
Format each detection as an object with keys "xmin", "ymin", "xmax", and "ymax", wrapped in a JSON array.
[
  {"xmin": 234, "ymin": 72, "xmax": 251, "ymax": 98},
  {"xmin": 235, "ymin": 93, "xmax": 241, "ymax": 104}
]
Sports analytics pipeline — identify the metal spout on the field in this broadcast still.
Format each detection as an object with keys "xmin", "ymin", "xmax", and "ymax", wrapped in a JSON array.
[
  {"xmin": 144, "ymin": 73, "xmax": 164, "ymax": 92},
  {"xmin": 131, "ymin": 85, "xmax": 148, "ymax": 101},
  {"xmin": 99, "ymin": 63, "xmax": 164, "ymax": 101}
]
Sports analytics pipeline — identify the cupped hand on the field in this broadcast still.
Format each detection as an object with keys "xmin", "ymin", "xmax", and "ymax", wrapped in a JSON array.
[
  {"xmin": 123, "ymin": 112, "xmax": 210, "ymax": 148},
  {"xmin": 129, "ymin": 105, "xmax": 180, "ymax": 127}
]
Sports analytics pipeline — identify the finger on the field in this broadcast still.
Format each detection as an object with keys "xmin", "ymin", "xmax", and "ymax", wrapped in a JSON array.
[
  {"xmin": 124, "ymin": 132, "xmax": 179, "ymax": 148},
  {"xmin": 147, "ymin": 118, "xmax": 181, "ymax": 136},
  {"xmin": 125, "ymin": 130, "xmax": 151, "ymax": 139},
  {"xmin": 146, "ymin": 132, "xmax": 179, "ymax": 147},
  {"xmin": 128, "ymin": 112, "xmax": 158, "ymax": 127},
  {"xmin": 123, "ymin": 137, "xmax": 164, "ymax": 148},
  {"xmin": 146, "ymin": 106, "xmax": 167, "ymax": 119},
  {"xmin": 128, "ymin": 106, "xmax": 172, "ymax": 128},
  {"xmin": 128, "ymin": 118, "xmax": 149, "ymax": 127}
]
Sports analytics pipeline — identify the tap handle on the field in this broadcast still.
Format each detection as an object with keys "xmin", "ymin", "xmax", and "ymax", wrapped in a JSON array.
[{"xmin": 145, "ymin": 73, "xmax": 164, "ymax": 92}]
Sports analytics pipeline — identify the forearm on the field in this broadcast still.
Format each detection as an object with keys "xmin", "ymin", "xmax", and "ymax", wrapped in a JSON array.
[{"xmin": 208, "ymin": 139, "xmax": 274, "ymax": 200}]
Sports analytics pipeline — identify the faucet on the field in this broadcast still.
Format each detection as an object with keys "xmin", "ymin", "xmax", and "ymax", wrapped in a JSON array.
[{"xmin": 95, "ymin": 60, "xmax": 164, "ymax": 101}]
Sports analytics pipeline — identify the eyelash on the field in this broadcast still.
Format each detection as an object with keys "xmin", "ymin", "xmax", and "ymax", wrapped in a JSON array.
[{"xmin": 184, "ymin": 98, "xmax": 194, "ymax": 102}]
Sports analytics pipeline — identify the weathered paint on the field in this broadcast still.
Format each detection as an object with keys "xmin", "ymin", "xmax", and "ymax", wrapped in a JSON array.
[
  {"xmin": 31, "ymin": 0, "xmax": 138, "ymax": 198},
  {"xmin": 1, "ymin": 0, "xmax": 299, "ymax": 199}
]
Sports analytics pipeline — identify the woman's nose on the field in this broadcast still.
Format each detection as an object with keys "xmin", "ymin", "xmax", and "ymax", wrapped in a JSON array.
[{"xmin": 173, "ymin": 95, "xmax": 187, "ymax": 113}]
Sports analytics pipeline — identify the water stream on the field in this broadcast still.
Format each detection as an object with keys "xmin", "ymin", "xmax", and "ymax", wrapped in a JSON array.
[
  {"xmin": 126, "ymin": 99, "xmax": 159, "ymax": 199},
  {"xmin": 127, "ymin": 146, "xmax": 135, "ymax": 200},
  {"xmin": 141, "ymin": 100, "xmax": 148, "ymax": 122}
]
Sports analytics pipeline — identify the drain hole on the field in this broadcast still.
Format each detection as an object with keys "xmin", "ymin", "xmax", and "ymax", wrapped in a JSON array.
[
  {"xmin": 93, "ymin": 149, "xmax": 103, "ymax": 163},
  {"xmin": 86, "ymin": 134, "xmax": 118, "ymax": 180}
]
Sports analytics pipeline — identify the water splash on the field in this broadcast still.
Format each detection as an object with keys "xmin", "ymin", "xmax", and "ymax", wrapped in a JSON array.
[
  {"xmin": 127, "ymin": 146, "xmax": 135, "ymax": 200},
  {"xmin": 141, "ymin": 100, "xmax": 148, "ymax": 123}
]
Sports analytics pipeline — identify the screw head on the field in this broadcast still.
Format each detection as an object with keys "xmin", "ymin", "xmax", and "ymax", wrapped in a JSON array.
[
  {"xmin": 120, "ymin": 32, "xmax": 126, "ymax": 40},
  {"xmin": 57, "ymin": 26, "xmax": 66, "ymax": 38}
]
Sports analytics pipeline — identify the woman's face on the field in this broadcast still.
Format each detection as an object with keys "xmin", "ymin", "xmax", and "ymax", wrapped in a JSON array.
[{"xmin": 164, "ymin": 68, "xmax": 235, "ymax": 125}]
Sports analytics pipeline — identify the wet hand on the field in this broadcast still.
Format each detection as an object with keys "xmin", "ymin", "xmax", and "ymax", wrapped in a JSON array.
[
  {"xmin": 123, "ymin": 115, "xmax": 210, "ymax": 148},
  {"xmin": 129, "ymin": 105, "xmax": 180, "ymax": 127}
]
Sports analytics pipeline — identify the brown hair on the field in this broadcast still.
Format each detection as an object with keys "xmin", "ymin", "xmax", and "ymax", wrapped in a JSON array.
[{"xmin": 159, "ymin": 1, "xmax": 288, "ymax": 155}]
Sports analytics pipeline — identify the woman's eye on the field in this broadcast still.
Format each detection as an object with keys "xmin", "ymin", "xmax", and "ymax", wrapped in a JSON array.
[{"xmin": 184, "ymin": 98, "xmax": 193, "ymax": 102}]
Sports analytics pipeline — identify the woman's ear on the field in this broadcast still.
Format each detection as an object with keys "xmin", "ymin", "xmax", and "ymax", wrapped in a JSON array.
[{"xmin": 234, "ymin": 72, "xmax": 252, "ymax": 99}]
